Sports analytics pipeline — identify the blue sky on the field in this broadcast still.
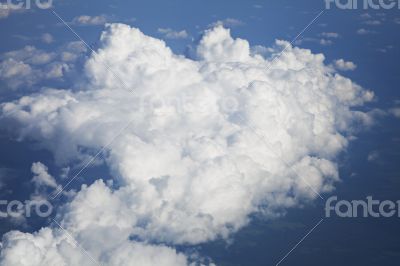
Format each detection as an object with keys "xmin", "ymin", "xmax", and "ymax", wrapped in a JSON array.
[{"xmin": 0, "ymin": 0, "xmax": 400, "ymax": 265}]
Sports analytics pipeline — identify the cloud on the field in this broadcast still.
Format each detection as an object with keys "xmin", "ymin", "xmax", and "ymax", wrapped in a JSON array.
[
  {"xmin": 357, "ymin": 28, "xmax": 375, "ymax": 35},
  {"xmin": 0, "ymin": 43, "xmax": 87, "ymax": 90},
  {"xmin": 157, "ymin": 28, "xmax": 188, "ymax": 39},
  {"xmin": 377, "ymin": 45, "xmax": 394, "ymax": 53},
  {"xmin": 72, "ymin": 15, "xmax": 107, "ymax": 26},
  {"xmin": 321, "ymin": 32, "xmax": 339, "ymax": 38},
  {"xmin": 0, "ymin": 6, "xmax": 11, "ymax": 19},
  {"xmin": 367, "ymin": 150, "xmax": 380, "ymax": 162},
  {"xmin": 0, "ymin": 226, "xmax": 189, "ymax": 266},
  {"xmin": 0, "ymin": 3, "xmax": 25, "ymax": 19},
  {"xmin": 210, "ymin": 18, "xmax": 244, "ymax": 28},
  {"xmin": 10, "ymin": 34, "xmax": 54, "ymax": 44},
  {"xmin": 0, "ymin": 58, "xmax": 34, "ymax": 89},
  {"xmin": 333, "ymin": 59, "xmax": 357, "ymax": 71},
  {"xmin": 60, "ymin": 41, "xmax": 87, "ymax": 62},
  {"xmin": 360, "ymin": 13, "xmax": 384, "ymax": 26},
  {"xmin": 253, "ymin": 4, "xmax": 263, "ymax": 8},
  {"xmin": 0, "ymin": 46, "xmax": 58, "ymax": 90},
  {"xmin": 360, "ymin": 13, "xmax": 372, "ymax": 19},
  {"xmin": 41, "ymin": 33, "xmax": 54, "ymax": 44},
  {"xmin": 31, "ymin": 162, "xmax": 58, "ymax": 189},
  {"xmin": 295, "ymin": 37, "xmax": 332, "ymax": 46},
  {"xmin": 0, "ymin": 24, "xmax": 375, "ymax": 265},
  {"xmin": 364, "ymin": 20, "xmax": 381, "ymax": 25},
  {"xmin": 389, "ymin": 107, "xmax": 400, "ymax": 118},
  {"xmin": 319, "ymin": 39, "xmax": 333, "ymax": 46},
  {"xmin": 3, "ymin": 46, "xmax": 55, "ymax": 65}
]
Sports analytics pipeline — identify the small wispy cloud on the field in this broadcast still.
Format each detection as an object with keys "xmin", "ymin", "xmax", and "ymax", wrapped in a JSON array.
[
  {"xmin": 367, "ymin": 150, "xmax": 380, "ymax": 162},
  {"xmin": 41, "ymin": 33, "xmax": 54, "ymax": 44},
  {"xmin": 364, "ymin": 20, "xmax": 381, "ymax": 26},
  {"xmin": 360, "ymin": 13, "xmax": 372, "ymax": 19},
  {"xmin": 357, "ymin": 28, "xmax": 376, "ymax": 35},
  {"xmin": 295, "ymin": 37, "xmax": 332, "ymax": 46},
  {"xmin": 377, "ymin": 45, "xmax": 394, "ymax": 53},
  {"xmin": 72, "ymin": 15, "xmax": 107, "ymax": 26},
  {"xmin": 157, "ymin": 28, "xmax": 188, "ymax": 39},
  {"xmin": 321, "ymin": 32, "xmax": 340, "ymax": 38},
  {"xmin": 295, "ymin": 32, "xmax": 338, "ymax": 47},
  {"xmin": 389, "ymin": 107, "xmax": 400, "ymax": 118},
  {"xmin": 319, "ymin": 39, "xmax": 333, "ymax": 46},
  {"xmin": 210, "ymin": 18, "xmax": 245, "ymax": 28}
]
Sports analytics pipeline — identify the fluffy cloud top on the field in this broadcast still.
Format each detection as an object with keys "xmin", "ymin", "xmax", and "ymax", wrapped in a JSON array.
[{"xmin": 0, "ymin": 24, "xmax": 374, "ymax": 265}]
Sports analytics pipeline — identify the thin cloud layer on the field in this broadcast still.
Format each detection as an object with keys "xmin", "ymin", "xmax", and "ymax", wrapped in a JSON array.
[
  {"xmin": 158, "ymin": 28, "xmax": 189, "ymax": 39},
  {"xmin": 0, "ymin": 24, "xmax": 374, "ymax": 265},
  {"xmin": 210, "ymin": 18, "xmax": 244, "ymax": 28},
  {"xmin": 72, "ymin": 15, "xmax": 108, "ymax": 26}
]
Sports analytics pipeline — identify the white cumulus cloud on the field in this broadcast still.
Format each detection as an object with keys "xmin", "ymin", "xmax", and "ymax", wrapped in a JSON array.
[
  {"xmin": 31, "ymin": 162, "xmax": 58, "ymax": 190},
  {"xmin": 0, "ymin": 24, "xmax": 375, "ymax": 265}
]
